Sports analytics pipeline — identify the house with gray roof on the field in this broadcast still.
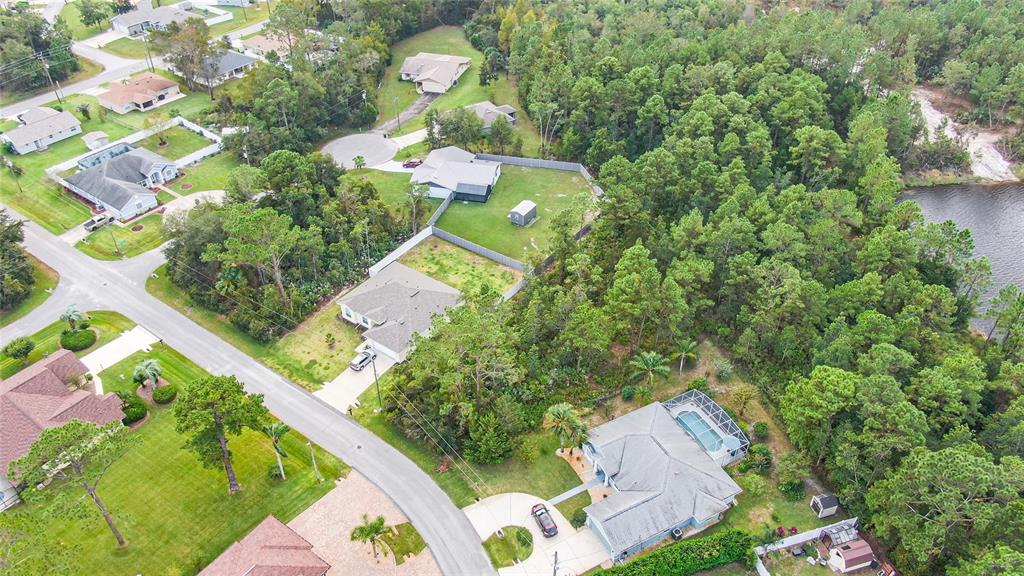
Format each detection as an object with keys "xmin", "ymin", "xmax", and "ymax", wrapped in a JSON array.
[
  {"xmin": 65, "ymin": 146, "xmax": 173, "ymax": 220},
  {"xmin": 464, "ymin": 101, "xmax": 516, "ymax": 131},
  {"xmin": 399, "ymin": 52, "xmax": 471, "ymax": 94},
  {"xmin": 336, "ymin": 262, "xmax": 460, "ymax": 362},
  {"xmin": 199, "ymin": 50, "xmax": 257, "ymax": 86},
  {"xmin": 1, "ymin": 107, "xmax": 81, "ymax": 155},
  {"xmin": 411, "ymin": 146, "xmax": 501, "ymax": 202},
  {"xmin": 582, "ymin": 394, "xmax": 745, "ymax": 563},
  {"xmin": 110, "ymin": 3, "xmax": 195, "ymax": 36}
]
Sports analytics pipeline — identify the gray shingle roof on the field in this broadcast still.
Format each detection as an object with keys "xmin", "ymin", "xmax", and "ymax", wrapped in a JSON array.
[
  {"xmin": 207, "ymin": 50, "xmax": 256, "ymax": 76},
  {"xmin": 111, "ymin": 5, "xmax": 193, "ymax": 28},
  {"xmin": 338, "ymin": 263, "xmax": 460, "ymax": 355},
  {"xmin": 411, "ymin": 146, "xmax": 500, "ymax": 192},
  {"xmin": 464, "ymin": 101, "xmax": 515, "ymax": 128},
  {"xmin": 66, "ymin": 148, "xmax": 167, "ymax": 210},
  {"xmin": 399, "ymin": 53, "xmax": 471, "ymax": 87},
  {"xmin": 2, "ymin": 109, "xmax": 80, "ymax": 148},
  {"xmin": 585, "ymin": 403, "xmax": 742, "ymax": 554}
]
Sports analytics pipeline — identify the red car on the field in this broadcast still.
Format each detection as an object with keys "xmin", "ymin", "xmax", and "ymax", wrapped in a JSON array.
[
  {"xmin": 402, "ymin": 159, "xmax": 423, "ymax": 168},
  {"xmin": 532, "ymin": 504, "xmax": 558, "ymax": 537}
]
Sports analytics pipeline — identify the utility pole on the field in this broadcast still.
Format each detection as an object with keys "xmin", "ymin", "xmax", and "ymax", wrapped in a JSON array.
[
  {"xmin": 143, "ymin": 36, "xmax": 155, "ymax": 72},
  {"xmin": 39, "ymin": 57, "xmax": 63, "ymax": 105},
  {"xmin": 370, "ymin": 347, "xmax": 382, "ymax": 412},
  {"xmin": 306, "ymin": 441, "xmax": 321, "ymax": 482},
  {"xmin": 552, "ymin": 550, "xmax": 558, "ymax": 576}
]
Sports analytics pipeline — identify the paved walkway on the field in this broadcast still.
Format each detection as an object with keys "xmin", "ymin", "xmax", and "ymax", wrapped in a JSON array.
[
  {"xmin": 463, "ymin": 493, "xmax": 608, "ymax": 576},
  {"xmin": 314, "ymin": 347, "xmax": 396, "ymax": 412},
  {"xmin": 80, "ymin": 325, "xmax": 160, "ymax": 374},
  {"xmin": 289, "ymin": 471, "xmax": 441, "ymax": 576}
]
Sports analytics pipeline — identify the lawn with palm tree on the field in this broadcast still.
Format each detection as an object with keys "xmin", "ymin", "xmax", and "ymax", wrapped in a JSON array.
[{"xmin": 11, "ymin": 342, "xmax": 346, "ymax": 575}]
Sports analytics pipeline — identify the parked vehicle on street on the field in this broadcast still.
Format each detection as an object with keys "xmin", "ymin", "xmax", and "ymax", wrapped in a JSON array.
[
  {"xmin": 532, "ymin": 503, "xmax": 558, "ymax": 537},
  {"xmin": 349, "ymin": 349, "xmax": 376, "ymax": 371},
  {"xmin": 402, "ymin": 159, "xmax": 423, "ymax": 168},
  {"xmin": 84, "ymin": 214, "xmax": 115, "ymax": 232}
]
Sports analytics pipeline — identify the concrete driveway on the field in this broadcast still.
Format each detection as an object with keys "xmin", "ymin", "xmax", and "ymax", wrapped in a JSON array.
[
  {"xmin": 463, "ymin": 493, "xmax": 608, "ymax": 576},
  {"xmin": 314, "ymin": 348, "xmax": 396, "ymax": 411},
  {"xmin": 321, "ymin": 133, "xmax": 400, "ymax": 169},
  {"xmin": 162, "ymin": 190, "xmax": 226, "ymax": 218}
]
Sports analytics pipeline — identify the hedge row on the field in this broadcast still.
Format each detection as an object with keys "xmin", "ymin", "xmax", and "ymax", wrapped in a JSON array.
[
  {"xmin": 152, "ymin": 385, "xmax": 178, "ymax": 404},
  {"xmin": 596, "ymin": 529, "xmax": 753, "ymax": 576}
]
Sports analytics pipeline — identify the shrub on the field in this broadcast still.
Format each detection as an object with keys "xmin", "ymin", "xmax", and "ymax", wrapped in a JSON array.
[
  {"xmin": 571, "ymin": 509, "xmax": 588, "ymax": 529},
  {"xmin": 596, "ymin": 529, "xmax": 753, "ymax": 575},
  {"xmin": 60, "ymin": 329, "xmax": 96, "ymax": 351},
  {"xmin": 687, "ymin": 377, "xmax": 714, "ymax": 397},
  {"xmin": 119, "ymin": 395, "xmax": 148, "ymax": 425},
  {"xmin": 737, "ymin": 473, "xmax": 768, "ymax": 498},
  {"xmin": 621, "ymin": 385, "xmax": 637, "ymax": 401},
  {"xmin": 738, "ymin": 444, "xmax": 773, "ymax": 475},
  {"xmin": 2, "ymin": 337, "xmax": 35, "ymax": 363},
  {"xmin": 714, "ymin": 358, "xmax": 734, "ymax": 380},
  {"xmin": 152, "ymin": 385, "xmax": 178, "ymax": 404},
  {"xmin": 78, "ymin": 319, "xmax": 91, "ymax": 329},
  {"xmin": 776, "ymin": 451, "xmax": 810, "ymax": 500},
  {"xmin": 752, "ymin": 422, "xmax": 769, "ymax": 440},
  {"xmin": 267, "ymin": 464, "xmax": 284, "ymax": 480},
  {"xmin": 514, "ymin": 436, "xmax": 540, "ymax": 465}
]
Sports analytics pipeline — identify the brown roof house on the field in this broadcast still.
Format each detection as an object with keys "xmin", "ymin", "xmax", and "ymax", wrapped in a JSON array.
[
  {"xmin": 0, "ymin": 350, "xmax": 124, "ymax": 511},
  {"xmin": 199, "ymin": 515, "xmax": 330, "ymax": 576},
  {"xmin": 99, "ymin": 72, "xmax": 181, "ymax": 114}
]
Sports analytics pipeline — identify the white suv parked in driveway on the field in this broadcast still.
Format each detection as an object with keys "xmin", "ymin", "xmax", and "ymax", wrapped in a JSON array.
[
  {"xmin": 349, "ymin": 349, "xmax": 376, "ymax": 371},
  {"xmin": 84, "ymin": 214, "xmax": 115, "ymax": 232}
]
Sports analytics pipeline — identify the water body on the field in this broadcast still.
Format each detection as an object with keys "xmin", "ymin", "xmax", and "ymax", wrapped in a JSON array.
[{"xmin": 901, "ymin": 183, "xmax": 1024, "ymax": 330}]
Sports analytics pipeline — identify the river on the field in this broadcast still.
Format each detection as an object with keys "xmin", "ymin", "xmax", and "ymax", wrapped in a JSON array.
[{"xmin": 902, "ymin": 183, "xmax": 1024, "ymax": 330}]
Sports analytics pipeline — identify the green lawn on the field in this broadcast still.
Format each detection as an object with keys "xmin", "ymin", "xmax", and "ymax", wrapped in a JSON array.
[
  {"xmin": 100, "ymin": 37, "xmax": 152, "ymax": 59},
  {"xmin": 0, "ymin": 311, "xmax": 135, "ymax": 378},
  {"xmin": 147, "ymin": 265, "xmax": 363, "ymax": 389},
  {"xmin": 382, "ymin": 522, "xmax": 428, "ymax": 565},
  {"xmin": 12, "ymin": 342, "xmax": 346, "ymax": 576},
  {"xmin": 75, "ymin": 213, "xmax": 166, "ymax": 260},
  {"xmin": 483, "ymin": 526, "xmax": 534, "ymax": 569},
  {"xmin": 208, "ymin": 1, "xmax": 278, "ymax": 37},
  {"xmin": 133, "ymin": 125, "xmax": 212, "ymax": 160},
  {"xmin": 0, "ymin": 56, "xmax": 103, "ymax": 107},
  {"xmin": 399, "ymin": 235, "xmax": 521, "ymax": 294},
  {"xmin": 114, "ymin": 69, "xmax": 221, "ymax": 129},
  {"xmin": 341, "ymin": 168, "xmax": 442, "ymax": 223},
  {"xmin": 376, "ymin": 26, "xmax": 541, "ymax": 154},
  {"xmin": 169, "ymin": 152, "xmax": 243, "ymax": 194},
  {"xmin": 59, "ymin": 1, "xmax": 114, "ymax": 40},
  {"xmin": 434, "ymin": 165, "xmax": 592, "ymax": 259},
  {"xmin": 352, "ymin": 384, "xmax": 590, "ymax": 520},
  {"xmin": 0, "ymin": 255, "xmax": 58, "ymax": 328}
]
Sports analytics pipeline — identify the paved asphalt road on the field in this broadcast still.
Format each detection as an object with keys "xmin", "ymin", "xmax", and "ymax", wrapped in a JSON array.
[{"xmin": 1, "ymin": 204, "xmax": 496, "ymax": 576}]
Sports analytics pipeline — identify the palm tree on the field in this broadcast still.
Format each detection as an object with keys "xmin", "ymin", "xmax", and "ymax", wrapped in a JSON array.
[
  {"xmin": 60, "ymin": 305, "xmax": 83, "ymax": 330},
  {"xmin": 672, "ymin": 338, "xmax": 699, "ymax": 372},
  {"xmin": 351, "ymin": 514, "xmax": 390, "ymax": 559},
  {"xmin": 630, "ymin": 351, "xmax": 671, "ymax": 390},
  {"xmin": 543, "ymin": 403, "xmax": 589, "ymax": 455},
  {"xmin": 261, "ymin": 422, "xmax": 290, "ymax": 480},
  {"xmin": 133, "ymin": 358, "xmax": 162, "ymax": 387}
]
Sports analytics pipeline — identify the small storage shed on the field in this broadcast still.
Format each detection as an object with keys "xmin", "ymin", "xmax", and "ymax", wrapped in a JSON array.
[
  {"xmin": 827, "ymin": 538, "xmax": 875, "ymax": 574},
  {"xmin": 509, "ymin": 199, "xmax": 537, "ymax": 227},
  {"xmin": 810, "ymin": 493, "xmax": 839, "ymax": 518}
]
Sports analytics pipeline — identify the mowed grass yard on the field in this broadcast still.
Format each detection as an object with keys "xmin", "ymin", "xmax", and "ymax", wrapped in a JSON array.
[
  {"xmin": 208, "ymin": 0, "xmax": 278, "ymax": 36},
  {"xmin": 399, "ymin": 236, "xmax": 521, "ymax": 294},
  {"xmin": 341, "ymin": 168, "xmax": 440, "ymax": 225},
  {"xmin": 434, "ymin": 165, "xmax": 592, "ymax": 259},
  {"xmin": 99, "ymin": 37, "xmax": 152, "ymax": 59},
  {"xmin": 0, "ymin": 310, "xmax": 135, "ymax": 379},
  {"xmin": 133, "ymin": 125, "xmax": 212, "ymax": 160},
  {"xmin": 12, "ymin": 342, "xmax": 345, "ymax": 576},
  {"xmin": 147, "ymin": 265, "xmax": 363, "ymax": 389},
  {"xmin": 0, "ymin": 255, "xmax": 58, "ymax": 328},
  {"xmin": 75, "ymin": 213, "xmax": 166, "ymax": 260},
  {"xmin": 352, "ymin": 386, "xmax": 591, "ymax": 523},
  {"xmin": 378, "ymin": 27, "xmax": 542, "ymax": 155},
  {"xmin": 168, "ymin": 152, "xmax": 243, "ymax": 194},
  {"xmin": 59, "ymin": 1, "xmax": 113, "ymax": 40}
]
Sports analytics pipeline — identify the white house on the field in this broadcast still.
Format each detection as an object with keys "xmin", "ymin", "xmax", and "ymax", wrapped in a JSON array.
[
  {"xmin": 1, "ymin": 107, "xmax": 81, "ymax": 154},
  {"xmin": 65, "ymin": 146, "xmax": 173, "ymax": 220},
  {"xmin": 336, "ymin": 263, "xmax": 460, "ymax": 362},
  {"xmin": 399, "ymin": 53, "xmax": 471, "ymax": 94},
  {"xmin": 411, "ymin": 146, "xmax": 501, "ymax": 202}
]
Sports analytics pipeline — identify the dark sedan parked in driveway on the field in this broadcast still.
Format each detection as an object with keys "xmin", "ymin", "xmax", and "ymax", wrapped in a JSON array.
[{"xmin": 532, "ymin": 503, "xmax": 558, "ymax": 537}]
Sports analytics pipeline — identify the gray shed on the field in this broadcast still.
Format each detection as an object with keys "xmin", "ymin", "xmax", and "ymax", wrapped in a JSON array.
[
  {"xmin": 811, "ymin": 493, "xmax": 840, "ymax": 518},
  {"xmin": 509, "ymin": 199, "xmax": 537, "ymax": 227}
]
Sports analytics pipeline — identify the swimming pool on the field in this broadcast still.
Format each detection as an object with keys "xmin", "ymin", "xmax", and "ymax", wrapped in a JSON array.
[{"xmin": 675, "ymin": 410, "xmax": 724, "ymax": 452}]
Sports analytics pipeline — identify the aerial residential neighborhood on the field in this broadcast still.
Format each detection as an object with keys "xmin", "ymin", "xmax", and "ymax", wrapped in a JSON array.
[{"xmin": 1, "ymin": 1, "xmax": 1023, "ymax": 576}]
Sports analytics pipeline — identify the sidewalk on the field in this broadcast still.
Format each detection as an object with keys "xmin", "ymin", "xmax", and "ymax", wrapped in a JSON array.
[{"xmin": 81, "ymin": 325, "xmax": 159, "ymax": 375}]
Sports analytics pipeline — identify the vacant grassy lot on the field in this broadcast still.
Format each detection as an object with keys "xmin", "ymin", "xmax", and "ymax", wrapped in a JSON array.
[
  {"xmin": 434, "ymin": 165, "xmax": 592, "ymax": 258},
  {"xmin": 100, "ymin": 37, "xmax": 151, "ymax": 59},
  {"xmin": 352, "ymin": 385, "xmax": 590, "ymax": 522},
  {"xmin": 0, "ymin": 56, "xmax": 102, "ymax": 107},
  {"xmin": 59, "ymin": 1, "xmax": 113, "ymax": 40},
  {"xmin": 12, "ymin": 342, "xmax": 345, "ymax": 575},
  {"xmin": 377, "ymin": 26, "xmax": 542, "ymax": 154},
  {"xmin": 399, "ymin": 236, "xmax": 521, "ymax": 294},
  {"xmin": 147, "ymin": 265, "xmax": 362, "ymax": 388},
  {"xmin": 75, "ymin": 213, "xmax": 166, "ymax": 260},
  {"xmin": 0, "ymin": 255, "xmax": 58, "ymax": 328},
  {"xmin": 134, "ymin": 125, "xmax": 212, "ymax": 160},
  {"xmin": 0, "ymin": 310, "xmax": 135, "ymax": 378},
  {"xmin": 483, "ymin": 526, "xmax": 533, "ymax": 568},
  {"xmin": 168, "ymin": 152, "xmax": 242, "ymax": 194},
  {"xmin": 208, "ymin": 0, "xmax": 278, "ymax": 36}
]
